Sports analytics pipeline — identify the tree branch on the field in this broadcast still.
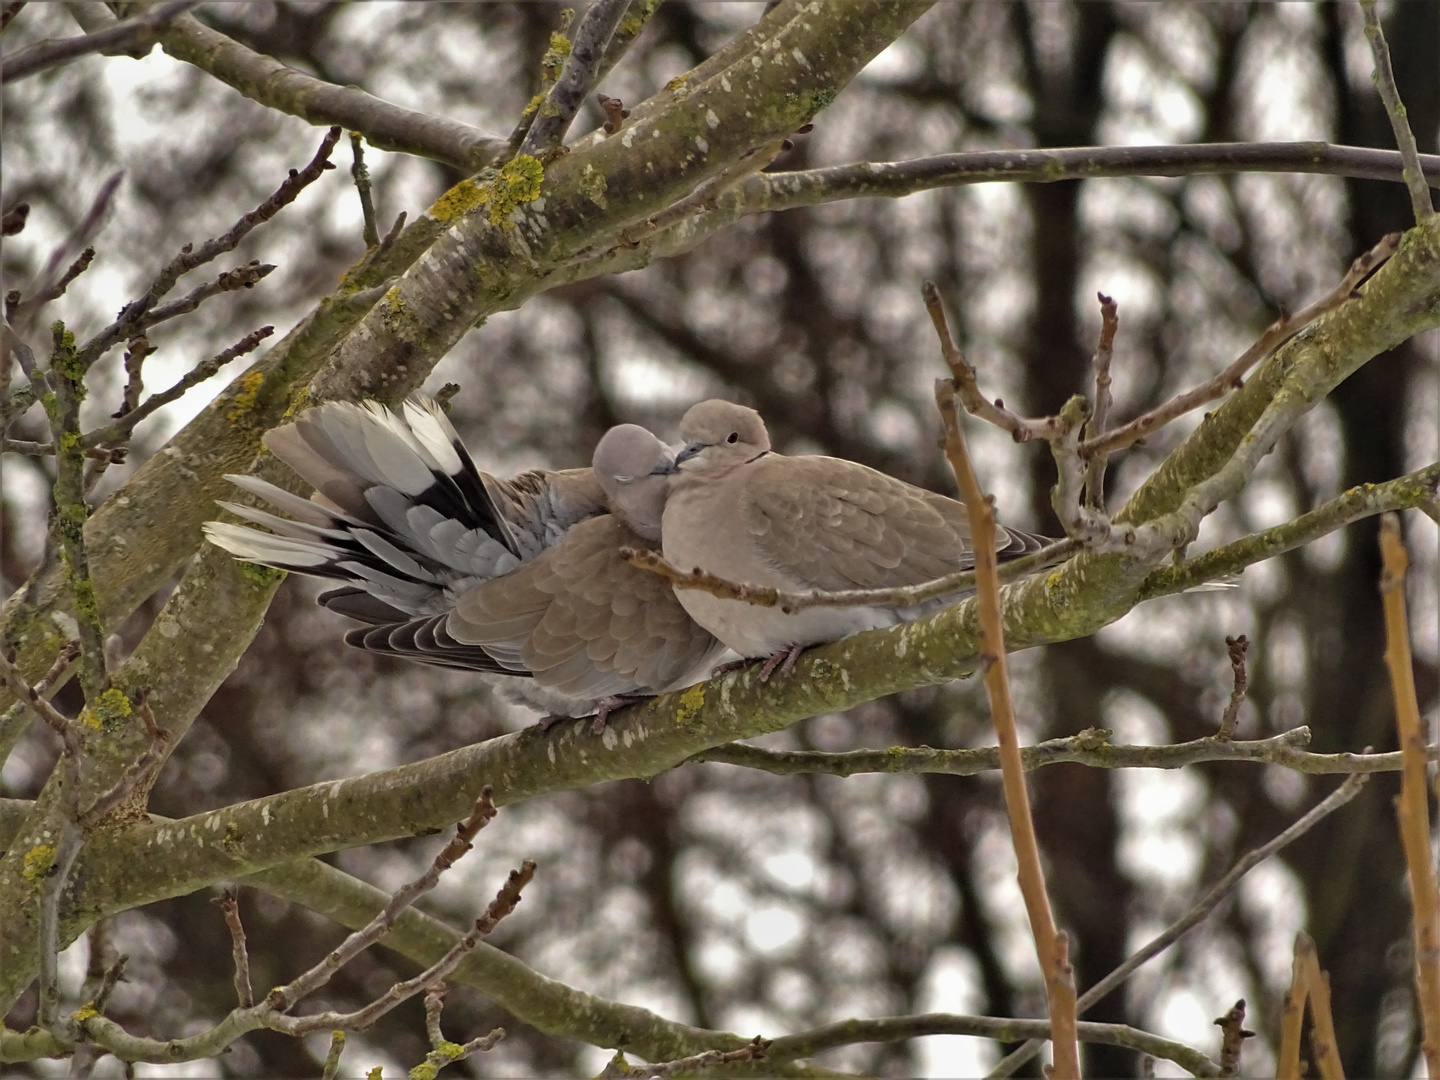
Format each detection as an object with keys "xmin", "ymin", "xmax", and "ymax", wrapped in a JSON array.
[
  {"xmin": 150, "ymin": 13, "xmax": 505, "ymax": 170},
  {"xmin": 1379, "ymin": 514, "xmax": 1440, "ymax": 1076},
  {"xmin": 934, "ymin": 377, "xmax": 1079, "ymax": 1077},
  {"xmin": 743, "ymin": 142, "xmax": 1440, "ymax": 216},
  {"xmin": 520, "ymin": 0, "xmax": 632, "ymax": 157},
  {"xmin": 0, "ymin": 0, "xmax": 197, "ymax": 82},
  {"xmin": 990, "ymin": 773, "xmax": 1367, "ymax": 1076},
  {"xmin": 763, "ymin": 1014, "xmax": 1219, "ymax": 1077},
  {"xmin": 1360, "ymin": 0, "xmax": 1435, "ymax": 222}
]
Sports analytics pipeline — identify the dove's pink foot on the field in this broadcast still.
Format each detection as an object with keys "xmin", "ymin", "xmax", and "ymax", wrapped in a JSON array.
[{"xmin": 757, "ymin": 643, "xmax": 805, "ymax": 683}]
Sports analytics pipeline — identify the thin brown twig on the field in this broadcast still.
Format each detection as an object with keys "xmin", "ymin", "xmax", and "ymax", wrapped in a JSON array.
[
  {"xmin": 1082, "ymin": 292, "xmax": 1119, "ymax": 506},
  {"xmin": 987, "ymin": 772, "xmax": 1368, "ymax": 1077},
  {"xmin": 0, "ymin": 648, "xmax": 83, "ymax": 759},
  {"xmin": 11, "ymin": 172, "xmax": 121, "ymax": 334},
  {"xmin": 140, "ymin": 261, "xmax": 275, "ymax": 329},
  {"xmin": 281, "ymin": 861, "xmax": 535, "ymax": 1035},
  {"xmin": 1359, "ymin": 0, "xmax": 1435, "ymax": 222},
  {"xmin": 113, "ymin": 335, "xmax": 152, "ymax": 420},
  {"xmin": 73, "ymin": 128, "xmax": 337, "ymax": 369},
  {"xmin": 1082, "ymin": 233, "xmax": 1400, "ymax": 459},
  {"xmin": 349, "ymin": 133, "xmax": 379, "ymax": 249},
  {"xmin": 1213, "ymin": 1000, "xmax": 1254, "ymax": 1078},
  {"xmin": 1216, "ymin": 634, "xmax": 1249, "ymax": 740},
  {"xmin": 1277, "ymin": 943, "xmax": 1309, "ymax": 1080},
  {"xmin": 622, "ymin": 539, "xmax": 1077, "ymax": 614},
  {"xmin": 211, "ymin": 889, "xmax": 254, "ymax": 1008},
  {"xmin": 602, "ymin": 1036, "xmax": 770, "ymax": 1078},
  {"xmin": 1378, "ymin": 513, "xmax": 1440, "ymax": 1077},
  {"xmin": 269, "ymin": 787, "xmax": 499, "ymax": 1010},
  {"xmin": 1297, "ymin": 934, "xmax": 1345, "ymax": 1080},
  {"xmin": 83, "ymin": 325, "xmax": 274, "ymax": 449},
  {"xmin": 934, "ymin": 378, "xmax": 1079, "ymax": 1078},
  {"xmin": 922, "ymin": 281, "xmax": 1063, "ymax": 442}
]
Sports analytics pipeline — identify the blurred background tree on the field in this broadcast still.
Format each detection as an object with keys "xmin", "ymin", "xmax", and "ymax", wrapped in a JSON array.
[{"xmin": 2, "ymin": 2, "xmax": 1437, "ymax": 1076}]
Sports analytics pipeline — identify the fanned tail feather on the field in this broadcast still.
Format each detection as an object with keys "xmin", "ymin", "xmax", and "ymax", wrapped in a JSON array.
[{"xmin": 204, "ymin": 397, "xmax": 525, "ymax": 618}]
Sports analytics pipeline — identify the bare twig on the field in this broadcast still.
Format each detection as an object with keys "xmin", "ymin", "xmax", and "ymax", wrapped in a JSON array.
[
  {"xmin": 697, "ymin": 729, "xmax": 1426, "ymax": 779},
  {"xmin": 1360, "ymin": 0, "xmax": 1435, "ymax": 221},
  {"xmin": 423, "ymin": 983, "xmax": 447, "ymax": 1047},
  {"xmin": 11, "ymin": 172, "xmax": 121, "ymax": 334},
  {"xmin": 155, "ymin": 13, "xmax": 504, "ymax": 171},
  {"xmin": 0, "ymin": 648, "xmax": 83, "ymax": 759},
  {"xmin": 320, "ymin": 1030, "xmax": 345, "ymax": 1080},
  {"xmin": 1278, "ymin": 942, "xmax": 1309, "ymax": 1080},
  {"xmin": 1213, "ymin": 1000, "xmax": 1254, "ymax": 1078},
  {"xmin": 113, "ymin": 335, "xmax": 152, "ymax": 420},
  {"xmin": 1082, "ymin": 292, "xmax": 1119, "ymax": 506},
  {"xmin": 1378, "ymin": 513, "xmax": 1440, "ymax": 1076},
  {"xmin": 83, "ymin": 326, "xmax": 274, "ymax": 448},
  {"xmin": 1138, "ymin": 461, "xmax": 1440, "ymax": 599},
  {"xmin": 270, "ymin": 787, "xmax": 499, "ymax": 1009},
  {"xmin": 622, "ymin": 539, "xmax": 1076, "ymax": 613},
  {"xmin": 763, "ymin": 1015, "xmax": 1220, "ymax": 1076},
  {"xmin": 745, "ymin": 142, "xmax": 1440, "ymax": 216},
  {"xmin": 349, "ymin": 133, "xmax": 379, "ymax": 249},
  {"xmin": 1082, "ymin": 233, "xmax": 1400, "ymax": 459},
  {"xmin": 602, "ymin": 1036, "xmax": 769, "ymax": 1077},
  {"xmin": 922, "ymin": 281, "xmax": 1062, "ymax": 442},
  {"xmin": 281, "ymin": 861, "xmax": 535, "ymax": 1035},
  {"xmin": 140, "ymin": 261, "xmax": 275, "ymax": 329},
  {"xmin": 13, "ymin": 246, "xmax": 98, "ymax": 318},
  {"xmin": 520, "ymin": 0, "xmax": 631, "ymax": 157},
  {"xmin": 989, "ymin": 772, "xmax": 1367, "ymax": 1077},
  {"xmin": 934, "ymin": 378, "xmax": 1078, "ymax": 1078},
  {"xmin": 1216, "ymin": 634, "xmax": 1249, "ymax": 740},
  {"xmin": 1297, "ymin": 934, "xmax": 1345, "ymax": 1080},
  {"xmin": 212, "ymin": 888, "xmax": 254, "ymax": 1008},
  {"xmin": 0, "ymin": 0, "xmax": 198, "ymax": 82},
  {"xmin": 73, "ymin": 129, "xmax": 337, "ymax": 369}
]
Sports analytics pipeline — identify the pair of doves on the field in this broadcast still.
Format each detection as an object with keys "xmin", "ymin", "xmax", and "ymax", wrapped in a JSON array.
[{"xmin": 205, "ymin": 398, "xmax": 1049, "ymax": 729}]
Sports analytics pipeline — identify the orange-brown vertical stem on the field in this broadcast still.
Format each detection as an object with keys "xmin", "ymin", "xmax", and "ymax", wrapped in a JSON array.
[
  {"xmin": 1379, "ymin": 513, "xmax": 1440, "ymax": 1078},
  {"xmin": 1297, "ymin": 934, "xmax": 1345, "ymax": 1080},
  {"xmin": 935, "ymin": 380, "xmax": 1081, "ymax": 1079}
]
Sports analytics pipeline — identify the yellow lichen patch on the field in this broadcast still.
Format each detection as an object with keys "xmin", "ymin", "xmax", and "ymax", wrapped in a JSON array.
[
  {"xmin": 427, "ymin": 177, "xmax": 490, "ymax": 224},
  {"xmin": 666, "ymin": 73, "xmax": 688, "ymax": 91},
  {"xmin": 675, "ymin": 683, "xmax": 706, "ymax": 724},
  {"xmin": 282, "ymin": 386, "xmax": 312, "ymax": 421},
  {"xmin": 95, "ymin": 687, "xmax": 132, "ymax": 726},
  {"xmin": 72, "ymin": 1002, "xmax": 100, "ymax": 1023},
  {"xmin": 1046, "ymin": 573, "xmax": 1063, "ymax": 590},
  {"xmin": 425, "ymin": 157, "xmax": 546, "ymax": 230},
  {"xmin": 23, "ymin": 844, "xmax": 56, "ymax": 882},
  {"xmin": 226, "ymin": 369, "xmax": 266, "ymax": 422},
  {"xmin": 485, "ymin": 155, "xmax": 545, "ymax": 227}
]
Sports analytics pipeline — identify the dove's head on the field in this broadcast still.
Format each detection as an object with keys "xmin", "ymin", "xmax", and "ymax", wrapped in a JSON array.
[
  {"xmin": 593, "ymin": 423, "xmax": 676, "ymax": 540},
  {"xmin": 674, "ymin": 400, "xmax": 770, "ymax": 474}
]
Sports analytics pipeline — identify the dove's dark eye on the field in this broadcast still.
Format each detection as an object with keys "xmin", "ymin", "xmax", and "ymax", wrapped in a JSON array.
[{"xmin": 727, "ymin": 432, "xmax": 739, "ymax": 443}]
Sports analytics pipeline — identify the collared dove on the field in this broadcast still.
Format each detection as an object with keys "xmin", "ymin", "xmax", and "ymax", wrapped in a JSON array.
[
  {"xmin": 204, "ymin": 399, "xmax": 725, "ymax": 727},
  {"xmin": 662, "ymin": 399, "xmax": 1052, "ymax": 679}
]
